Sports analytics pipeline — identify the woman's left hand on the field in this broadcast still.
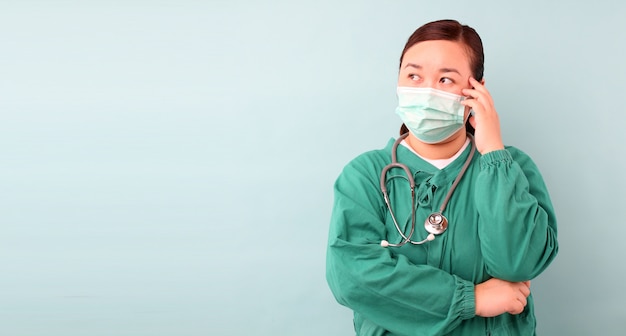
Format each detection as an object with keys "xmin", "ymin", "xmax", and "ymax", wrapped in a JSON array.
[{"xmin": 461, "ymin": 77, "xmax": 504, "ymax": 155}]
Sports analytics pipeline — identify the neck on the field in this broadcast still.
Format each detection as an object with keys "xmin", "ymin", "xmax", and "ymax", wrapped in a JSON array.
[{"xmin": 405, "ymin": 130, "xmax": 468, "ymax": 160}]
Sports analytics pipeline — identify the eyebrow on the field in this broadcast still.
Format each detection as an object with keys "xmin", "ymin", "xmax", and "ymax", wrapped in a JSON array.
[{"xmin": 404, "ymin": 63, "xmax": 461, "ymax": 75}]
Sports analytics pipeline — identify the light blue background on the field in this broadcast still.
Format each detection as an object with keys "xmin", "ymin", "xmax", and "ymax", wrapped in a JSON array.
[{"xmin": 1, "ymin": 1, "xmax": 625, "ymax": 335}]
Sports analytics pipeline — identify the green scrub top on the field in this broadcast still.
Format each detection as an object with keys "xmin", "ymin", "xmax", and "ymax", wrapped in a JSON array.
[{"xmin": 326, "ymin": 137, "xmax": 558, "ymax": 336}]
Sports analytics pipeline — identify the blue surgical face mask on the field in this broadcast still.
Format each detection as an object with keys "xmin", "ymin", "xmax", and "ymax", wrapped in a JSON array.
[{"xmin": 395, "ymin": 87, "xmax": 467, "ymax": 144}]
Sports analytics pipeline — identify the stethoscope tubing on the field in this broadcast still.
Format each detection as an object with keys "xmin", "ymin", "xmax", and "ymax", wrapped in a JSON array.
[{"xmin": 380, "ymin": 132, "xmax": 475, "ymax": 247}]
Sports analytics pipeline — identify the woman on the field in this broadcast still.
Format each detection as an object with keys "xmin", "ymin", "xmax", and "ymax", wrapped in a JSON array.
[{"xmin": 326, "ymin": 19, "xmax": 558, "ymax": 335}]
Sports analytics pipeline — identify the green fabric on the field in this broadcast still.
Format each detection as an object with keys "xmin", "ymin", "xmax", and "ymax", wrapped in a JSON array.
[{"xmin": 326, "ymin": 138, "xmax": 558, "ymax": 336}]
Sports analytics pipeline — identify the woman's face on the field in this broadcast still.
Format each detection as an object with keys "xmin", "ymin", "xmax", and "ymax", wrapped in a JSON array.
[{"xmin": 398, "ymin": 40, "xmax": 473, "ymax": 96}]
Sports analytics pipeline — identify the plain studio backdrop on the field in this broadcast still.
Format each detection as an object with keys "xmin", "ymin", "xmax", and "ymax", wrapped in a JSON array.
[{"xmin": 1, "ymin": 1, "xmax": 625, "ymax": 335}]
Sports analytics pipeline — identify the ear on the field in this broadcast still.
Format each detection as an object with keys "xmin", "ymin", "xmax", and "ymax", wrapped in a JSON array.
[
  {"xmin": 469, "ymin": 113, "xmax": 476, "ymax": 128},
  {"xmin": 480, "ymin": 78, "xmax": 485, "ymax": 85}
]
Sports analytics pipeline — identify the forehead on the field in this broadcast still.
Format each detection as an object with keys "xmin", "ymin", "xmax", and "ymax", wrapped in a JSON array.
[{"xmin": 401, "ymin": 40, "xmax": 472, "ymax": 73}]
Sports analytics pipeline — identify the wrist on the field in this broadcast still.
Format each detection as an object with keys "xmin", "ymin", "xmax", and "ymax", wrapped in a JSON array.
[{"xmin": 479, "ymin": 145, "xmax": 504, "ymax": 155}]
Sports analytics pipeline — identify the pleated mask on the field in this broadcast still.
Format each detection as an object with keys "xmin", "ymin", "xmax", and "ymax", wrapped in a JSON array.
[{"xmin": 395, "ymin": 87, "xmax": 467, "ymax": 144}]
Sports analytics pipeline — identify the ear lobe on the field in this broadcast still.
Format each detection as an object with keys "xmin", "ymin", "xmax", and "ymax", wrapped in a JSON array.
[
  {"xmin": 480, "ymin": 78, "xmax": 485, "ymax": 85},
  {"xmin": 469, "ymin": 114, "xmax": 476, "ymax": 129}
]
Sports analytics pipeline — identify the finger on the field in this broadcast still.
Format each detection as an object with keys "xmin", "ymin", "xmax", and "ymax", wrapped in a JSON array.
[
  {"xmin": 466, "ymin": 78, "xmax": 494, "ymax": 106},
  {"xmin": 468, "ymin": 77, "xmax": 491, "ymax": 98},
  {"xmin": 461, "ymin": 88, "xmax": 480, "ymax": 100},
  {"xmin": 460, "ymin": 97, "xmax": 485, "ymax": 112},
  {"xmin": 519, "ymin": 287, "xmax": 530, "ymax": 297},
  {"xmin": 518, "ymin": 294, "xmax": 528, "ymax": 307},
  {"xmin": 468, "ymin": 77, "xmax": 485, "ymax": 90},
  {"xmin": 461, "ymin": 100, "xmax": 488, "ymax": 121},
  {"xmin": 524, "ymin": 281, "xmax": 531, "ymax": 288},
  {"xmin": 518, "ymin": 285, "xmax": 530, "ymax": 298},
  {"xmin": 461, "ymin": 89, "xmax": 492, "ymax": 109},
  {"xmin": 509, "ymin": 301, "xmax": 525, "ymax": 315}
]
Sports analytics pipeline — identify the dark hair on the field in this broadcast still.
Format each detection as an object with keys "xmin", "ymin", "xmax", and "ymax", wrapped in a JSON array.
[{"xmin": 398, "ymin": 19, "xmax": 483, "ymax": 136}]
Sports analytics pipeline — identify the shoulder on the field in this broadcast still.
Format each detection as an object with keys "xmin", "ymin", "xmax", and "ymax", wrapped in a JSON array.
[
  {"xmin": 342, "ymin": 138, "xmax": 395, "ymax": 174},
  {"xmin": 335, "ymin": 139, "xmax": 395, "ymax": 186},
  {"xmin": 347, "ymin": 148, "xmax": 390, "ymax": 172}
]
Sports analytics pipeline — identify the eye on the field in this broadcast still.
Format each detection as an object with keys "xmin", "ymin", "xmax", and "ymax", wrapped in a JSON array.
[
  {"xmin": 409, "ymin": 74, "xmax": 421, "ymax": 81},
  {"xmin": 439, "ymin": 77, "xmax": 453, "ymax": 85}
]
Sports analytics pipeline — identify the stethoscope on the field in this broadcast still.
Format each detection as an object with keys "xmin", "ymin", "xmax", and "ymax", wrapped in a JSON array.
[{"xmin": 380, "ymin": 132, "xmax": 475, "ymax": 247}]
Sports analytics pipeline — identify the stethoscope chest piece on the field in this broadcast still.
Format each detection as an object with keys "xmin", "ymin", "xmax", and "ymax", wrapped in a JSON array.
[{"xmin": 425, "ymin": 212, "xmax": 448, "ymax": 235}]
